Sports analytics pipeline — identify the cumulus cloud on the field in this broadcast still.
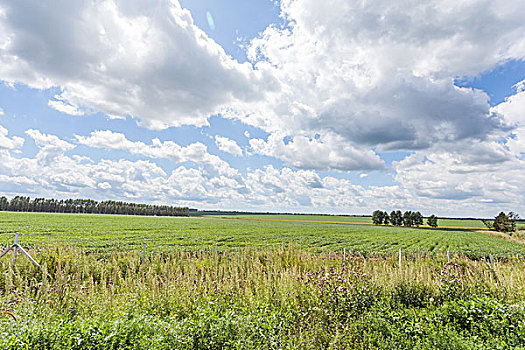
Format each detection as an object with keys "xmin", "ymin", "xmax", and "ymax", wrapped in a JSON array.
[
  {"xmin": 250, "ymin": 132, "xmax": 384, "ymax": 170},
  {"xmin": 0, "ymin": 0, "xmax": 275, "ymax": 129},
  {"xmin": 214, "ymin": 135, "xmax": 243, "ymax": 156},
  {"xmin": 0, "ymin": 125, "xmax": 399, "ymax": 212},
  {"xmin": 76, "ymin": 129, "xmax": 239, "ymax": 178},
  {"xmin": 48, "ymin": 98, "xmax": 84, "ymax": 116},
  {"xmin": 236, "ymin": 0, "xmax": 525, "ymax": 159},
  {"xmin": 390, "ymin": 82, "xmax": 525, "ymax": 216},
  {"xmin": 2, "ymin": 0, "xmax": 523, "ymax": 171},
  {"xmin": 25, "ymin": 129, "xmax": 76, "ymax": 165},
  {"xmin": 0, "ymin": 124, "xmax": 24, "ymax": 150},
  {"xmin": 493, "ymin": 81, "xmax": 525, "ymax": 157},
  {"xmin": 0, "ymin": 123, "xmax": 522, "ymax": 215}
]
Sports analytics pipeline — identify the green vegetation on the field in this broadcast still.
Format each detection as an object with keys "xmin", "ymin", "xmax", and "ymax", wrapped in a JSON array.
[
  {"xmin": 0, "ymin": 212, "xmax": 525, "ymax": 258},
  {"xmin": 223, "ymin": 213, "xmax": 525, "ymax": 229},
  {"xmin": 1, "ymin": 211, "xmax": 525, "ymax": 348},
  {"xmin": 0, "ymin": 196, "xmax": 189, "ymax": 216},
  {"xmin": 427, "ymin": 215, "xmax": 438, "ymax": 228},
  {"xmin": 374, "ymin": 210, "xmax": 428, "ymax": 227},
  {"xmin": 482, "ymin": 212, "xmax": 521, "ymax": 233},
  {"xmin": 1, "ymin": 245, "xmax": 525, "ymax": 349}
]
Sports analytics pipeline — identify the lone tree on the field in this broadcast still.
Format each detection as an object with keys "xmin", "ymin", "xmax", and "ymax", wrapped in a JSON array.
[
  {"xmin": 482, "ymin": 212, "xmax": 520, "ymax": 233},
  {"xmin": 427, "ymin": 215, "xmax": 438, "ymax": 228}
]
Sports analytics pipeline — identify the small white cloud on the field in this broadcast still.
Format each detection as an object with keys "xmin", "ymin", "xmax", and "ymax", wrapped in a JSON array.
[
  {"xmin": 25, "ymin": 129, "xmax": 76, "ymax": 165},
  {"xmin": 0, "ymin": 124, "xmax": 24, "ymax": 150},
  {"xmin": 0, "ymin": 108, "xmax": 4, "ymax": 115},
  {"xmin": 48, "ymin": 99, "xmax": 84, "ymax": 116},
  {"xmin": 244, "ymin": 130, "xmax": 250, "ymax": 138},
  {"xmin": 360, "ymin": 174, "xmax": 368, "ymax": 178},
  {"xmin": 215, "ymin": 135, "xmax": 243, "ymax": 157},
  {"xmin": 98, "ymin": 182, "xmax": 111, "ymax": 189},
  {"xmin": 0, "ymin": 174, "xmax": 37, "ymax": 185},
  {"xmin": 514, "ymin": 80, "xmax": 525, "ymax": 93}
]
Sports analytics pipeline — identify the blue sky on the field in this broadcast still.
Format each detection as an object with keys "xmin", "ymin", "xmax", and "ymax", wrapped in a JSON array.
[{"xmin": 0, "ymin": 0, "xmax": 524, "ymax": 217}]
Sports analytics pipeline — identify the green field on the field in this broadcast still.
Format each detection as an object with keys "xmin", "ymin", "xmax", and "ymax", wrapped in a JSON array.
[
  {"xmin": 2, "ymin": 211, "xmax": 525, "ymax": 349},
  {"xmin": 209, "ymin": 214, "xmax": 507, "ymax": 228},
  {"xmin": 1, "ymin": 212, "xmax": 524, "ymax": 258}
]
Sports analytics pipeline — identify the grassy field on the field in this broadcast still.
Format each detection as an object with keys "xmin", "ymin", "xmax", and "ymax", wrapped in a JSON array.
[
  {"xmin": 209, "ymin": 214, "xmax": 507, "ymax": 229},
  {"xmin": 0, "ymin": 212, "xmax": 524, "ymax": 258},
  {"xmin": 1, "ymin": 211, "xmax": 525, "ymax": 348},
  {"xmin": 1, "ymin": 244, "xmax": 525, "ymax": 349}
]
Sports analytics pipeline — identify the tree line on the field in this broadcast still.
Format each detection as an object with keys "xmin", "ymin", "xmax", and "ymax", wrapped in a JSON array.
[
  {"xmin": 372, "ymin": 210, "xmax": 438, "ymax": 228},
  {"xmin": 0, "ymin": 196, "xmax": 189, "ymax": 217}
]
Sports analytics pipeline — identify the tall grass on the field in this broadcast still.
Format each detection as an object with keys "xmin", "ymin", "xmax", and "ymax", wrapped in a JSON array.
[{"xmin": 1, "ymin": 245, "xmax": 525, "ymax": 349}]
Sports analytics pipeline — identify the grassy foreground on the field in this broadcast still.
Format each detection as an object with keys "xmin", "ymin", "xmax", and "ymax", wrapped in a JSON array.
[{"xmin": 1, "ymin": 245, "xmax": 525, "ymax": 349}]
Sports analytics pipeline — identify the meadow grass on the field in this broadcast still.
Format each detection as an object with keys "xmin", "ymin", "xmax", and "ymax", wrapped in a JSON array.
[
  {"xmin": 1, "ymin": 245, "xmax": 525, "ymax": 349},
  {"xmin": 1, "ymin": 212, "xmax": 525, "ymax": 348}
]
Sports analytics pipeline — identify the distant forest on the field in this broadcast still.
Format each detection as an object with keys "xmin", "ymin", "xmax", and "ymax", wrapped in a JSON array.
[{"xmin": 0, "ymin": 196, "xmax": 189, "ymax": 217}]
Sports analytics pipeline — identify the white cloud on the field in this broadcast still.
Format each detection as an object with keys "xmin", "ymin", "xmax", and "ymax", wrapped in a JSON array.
[
  {"xmin": 0, "ymin": 0, "xmax": 275, "ymax": 129},
  {"xmin": 250, "ymin": 132, "xmax": 384, "ymax": 170},
  {"xmin": 233, "ymin": 0, "xmax": 525, "ymax": 165},
  {"xmin": 0, "ymin": 125, "xmax": 392, "ymax": 212},
  {"xmin": 3, "ymin": 0, "xmax": 523, "ymax": 172},
  {"xmin": 0, "ymin": 123, "xmax": 523, "ymax": 215},
  {"xmin": 0, "ymin": 107, "xmax": 4, "ymax": 115},
  {"xmin": 359, "ymin": 174, "xmax": 367, "ymax": 178},
  {"xmin": 493, "ymin": 83, "xmax": 525, "ymax": 157},
  {"xmin": 76, "ymin": 130, "xmax": 240, "ymax": 178},
  {"xmin": 97, "ymin": 181, "xmax": 111, "ymax": 190},
  {"xmin": 390, "ymin": 88, "xmax": 525, "ymax": 219},
  {"xmin": 25, "ymin": 129, "xmax": 75, "ymax": 165},
  {"xmin": 48, "ymin": 99, "xmax": 84, "ymax": 116},
  {"xmin": 215, "ymin": 135, "xmax": 243, "ymax": 157},
  {"xmin": 0, "ymin": 124, "xmax": 24, "ymax": 150}
]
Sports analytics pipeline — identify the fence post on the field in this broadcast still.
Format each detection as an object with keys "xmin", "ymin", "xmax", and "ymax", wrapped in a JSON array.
[
  {"xmin": 141, "ymin": 242, "xmax": 146, "ymax": 264},
  {"xmin": 343, "ymin": 248, "xmax": 346, "ymax": 270},
  {"xmin": 447, "ymin": 250, "xmax": 450, "ymax": 262},
  {"xmin": 489, "ymin": 254, "xmax": 494, "ymax": 268},
  {"xmin": 398, "ymin": 248, "xmax": 402, "ymax": 268},
  {"xmin": 215, "ymin": 243, "xmax": 218, "ymax": 263},
  {"xmin": 12, "ymin": 232, "xmax": 19, "ymax": 268}
]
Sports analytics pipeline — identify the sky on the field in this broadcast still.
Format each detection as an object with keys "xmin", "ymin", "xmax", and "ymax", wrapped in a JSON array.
[{"xmin": 0, "ymin": 0, "xmax": 524, "ymax": 217}]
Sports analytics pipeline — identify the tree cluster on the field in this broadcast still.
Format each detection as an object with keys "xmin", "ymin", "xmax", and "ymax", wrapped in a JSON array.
[
  {"xmin": 372, "ymin": 210, "xmax": 438, "ymax": 228},
  {"xmin": 0, "ymin": 196, "xmax": 189, "ymax": 217},
  {"xmin": 482, "ymin": 212, "xmax": 520, "ymax": 233}
]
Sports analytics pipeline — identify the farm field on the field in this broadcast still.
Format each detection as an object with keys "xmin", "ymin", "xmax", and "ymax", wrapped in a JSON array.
[
  {"xmin": 0, "ymin": 212, "xmax": 525, "ymax": 258},
  {"xmin": 2, "ymin": 211, "xmax": 525, "ymax": 349},
  {"xmin": 208, "ymin": 213, "xmax": 514, "ymax": 229}
]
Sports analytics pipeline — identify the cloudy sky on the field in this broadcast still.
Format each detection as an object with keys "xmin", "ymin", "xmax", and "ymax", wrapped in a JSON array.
[{"xmin": 0, "ymin": 0, "xmax": 524, "ymax": 217}]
